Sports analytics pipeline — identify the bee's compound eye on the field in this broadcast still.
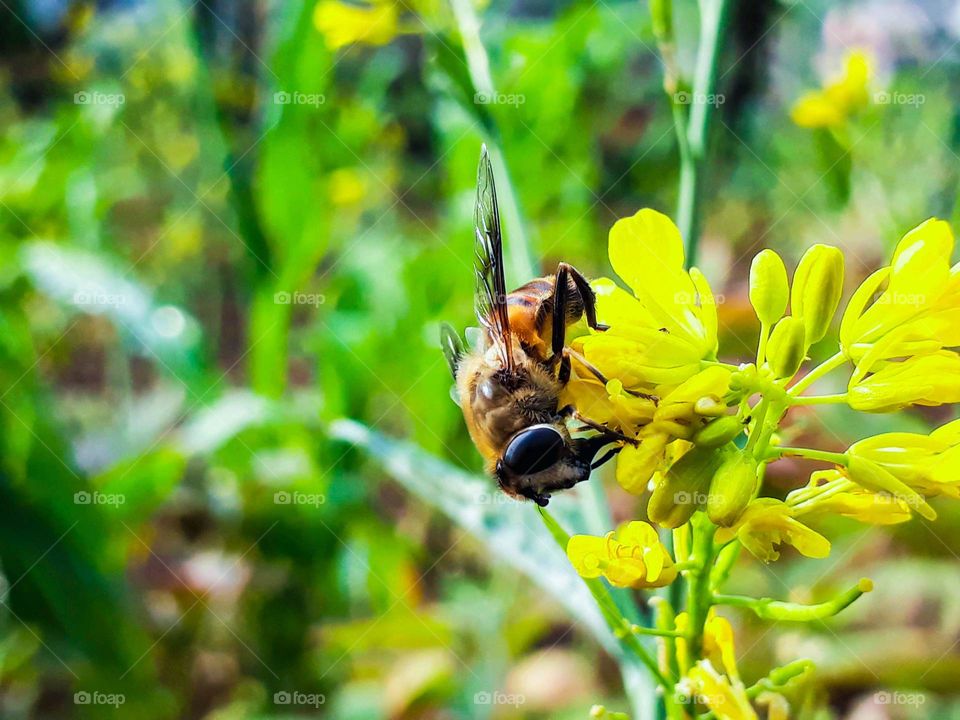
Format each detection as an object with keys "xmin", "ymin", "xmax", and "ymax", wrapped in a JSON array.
[{"xmin": 503, "ymin": 425, "xmax": 565, "ymax": 476}]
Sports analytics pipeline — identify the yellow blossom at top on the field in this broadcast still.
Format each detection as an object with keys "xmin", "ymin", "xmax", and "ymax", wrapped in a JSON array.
[
  {"xmin": 577, "ymin": 209, "xmax": 718, "ymax": 397},
  {"xmin": 840, "ymin": 218, "xmax": 960, "ymax": 369},
  {"xmin": 790, "ymin": 50, "xmax": 871, "ymax": 129},
  {"xmin": 314, "ymin": 0, "xmax": 399, "ymax": 50},
  {"xmin": 567, "ymin": 521, "xmax": 677, "ymax": 589}
]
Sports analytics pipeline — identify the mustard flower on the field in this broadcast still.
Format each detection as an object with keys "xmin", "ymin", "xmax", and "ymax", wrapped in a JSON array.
[
  {"xmin": 678, "ymin": 612, "xmax": 757, "ymax": 719},
  {"xmin": 313, "ymin": 0, "xmax": 399, "ymax": 50},
  {"xmin": 840, "ymin": 218, "xmax": 960, "ymax": 370},
  {"xmin": 848, "ymin": 419, "xmax": 960, "ymax": 499},
  {"xmin": 787, "ymin": 470, "xmax": 912, "ymax": 525},
  {"xmin": 577, "ymin": 209, "xmax": 718, "ymax": 396},
  {"xmin": 715, "ymin": 499, "xmax": 830, "ymax": 563},
  {"xmin": 790, "ymin": 50, "xmax": 871, "ymax": 129},
  {"xmin": 567, "ymin": 521, "xmax": 677, "ymax": 589}
]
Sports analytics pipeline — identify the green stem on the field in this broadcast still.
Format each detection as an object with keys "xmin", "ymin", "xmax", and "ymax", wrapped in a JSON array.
[
  {"xmin": 448, "ymin": 0, "xmax": 536, "ymax": 283},
  {"xmin": 714, "ymin": 578, "xmax": 873, "ymax": 621},
  {"xmin": 772, "ymin": 446, "xmax": 849, "ymax": 466},
  {"xmin": 677, "ymin": 0, "xmax": 730, "ymax": 266},
  {"xmin": 686, "ymin": 514, "xmax": 716, "ymax": 659},
  {"xmin": 744, "ymin": 396, "xmax": 770, "ymax": 454},
  {"xmin": 788, "ymin": 350, "xmax": 846, "ymax": 396},
  {"xmin": 789, "ymin": 393, "xmax": 849, "ymax": 406}
]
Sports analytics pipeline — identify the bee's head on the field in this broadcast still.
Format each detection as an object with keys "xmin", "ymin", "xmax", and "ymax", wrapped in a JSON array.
[{"xmin": 496, "ymin": 424, "xmax": 604, "ymax": 506}]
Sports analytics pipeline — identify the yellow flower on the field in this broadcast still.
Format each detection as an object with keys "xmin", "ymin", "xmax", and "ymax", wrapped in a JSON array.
[
  {"xmin": 577, "ymin": 209, "xmax": 718, "ymax": 398},
  {"xmin": 847, "ymin": 351, "xmax": 960, "ymax": 412},
  {"xmin": 611, "ymin": 366, "xmax": 732, "ymax": 495},
  {"xmin": 840, "ymin": 218, "xmax": 960, "ymax": 370},
  {"xmin": 314, "ymin": 0, "xmax": 398, "ymax": 50},
  {"xmin": 560, "ymin": 378, "xmax": 656, "ymax": 438},
  {"xmin": 567, "ymin": 521, "xmax": 677, "ymax": 589},
  {"xmin": 715, "ymin": 499, "xmax": 830, "ymax": 563},
  {"xmin": 788, "ymin": 470, "xmax": 913, "ymax": 525},
  {"xmin": 790, "ymin": 50, "xmax": 871, "ymax": 129},
  {"xmin": 681, "ymin": 611, "xmax": 757, "ymax": 719},
  {"xmin": 328, "ymin": 167, "xmax": 367, "ymax": 206},
  {"xmin": 848, "ymin": 420, "xmax": 960, "ymax": 499}
]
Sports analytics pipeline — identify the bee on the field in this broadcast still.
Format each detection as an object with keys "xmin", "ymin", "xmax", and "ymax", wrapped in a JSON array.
[{"xmin": 441, "ymin": 146, "xmax": 640, "ymax": 506}]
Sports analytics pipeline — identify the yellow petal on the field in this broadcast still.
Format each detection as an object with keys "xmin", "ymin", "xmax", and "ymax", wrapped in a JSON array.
[{"xmin": 566, "ymin": 535, "xmax": 607, "ymax": 579}]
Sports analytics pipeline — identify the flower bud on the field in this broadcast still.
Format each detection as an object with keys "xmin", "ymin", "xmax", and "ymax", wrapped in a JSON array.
[
  {"xmin": 693, "ymin": 415, "xmax": 744, "ymax": 448},
  {"xmin": 648, "ymin": 445, "xmax": 727, "ymax": 528},
  {"xmin": 749, "ymin": 249, "xmax": 789, "ymax": 326},
  {"xmin": 791, "ymin": 244, "xmax": 845, "ymax": 345},
  {"xmin": 707, "ymin": 450, "xmax": 760, "ymax": 526},
  {"xmin": 766, "ymin": 316, "xmax": 807, "ymax": 379}
]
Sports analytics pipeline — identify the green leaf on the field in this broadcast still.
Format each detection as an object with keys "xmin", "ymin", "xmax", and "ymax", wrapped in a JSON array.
[{"xmin": 330, "ymin": 419, "xmax": 659, "ymax": 719}]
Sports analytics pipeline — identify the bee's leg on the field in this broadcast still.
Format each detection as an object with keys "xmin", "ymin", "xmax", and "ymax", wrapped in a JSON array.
[
  {"xmin": 563, "ymin": 347, "xmax": 658, "ymax": 404},
  {"xmin": 521, "ymin": 488, "xmax": 550, "ymax": 506},
  {"xmin": 550, "ymin": 263, "xmax": 571, "ymax": 360},
  {"xmin": 557, "ymin": 352, "xmax": 572, "ymax": 386},
  {"xmin": 591, "ymin": 445, "xmax": 623, "ymax": 469},
  {"xmin": 560, "ymin": 263, "xmax": 609, "ymax": 332},
  {"xmin": 560, "ymin": 405, "xmax": 639, "ymax": 446}
]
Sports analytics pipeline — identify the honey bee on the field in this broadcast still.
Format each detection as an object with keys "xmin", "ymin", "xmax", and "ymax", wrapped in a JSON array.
[{"xmin": 441, "ymin": 146, "xmax": 641, "ymax": 506}]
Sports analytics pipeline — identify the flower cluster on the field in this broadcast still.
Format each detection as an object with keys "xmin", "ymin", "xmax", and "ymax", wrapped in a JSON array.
[{"xmin": 557, "ymin": 208, "xmax": 960, "ymax": 719}]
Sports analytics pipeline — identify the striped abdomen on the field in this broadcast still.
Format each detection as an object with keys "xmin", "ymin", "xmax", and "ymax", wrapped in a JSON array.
[{"xmin": 504, "ymin": 275, "xmax": 585, "ymax": 360}]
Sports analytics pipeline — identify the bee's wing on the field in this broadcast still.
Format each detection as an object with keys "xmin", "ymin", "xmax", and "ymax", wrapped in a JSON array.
[
  {"xmin": 439, "ymin": 322, "xmax": 464, "ymax": 378},
  {"xmin": 473, "ymin": 144, "xmax": 513, "ymax": 370}
]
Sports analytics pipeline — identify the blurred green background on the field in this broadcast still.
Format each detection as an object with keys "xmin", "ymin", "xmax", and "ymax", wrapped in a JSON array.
[{"xmin": 1, "ymin": 0, "xmax": 960, "ymax": 718}]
